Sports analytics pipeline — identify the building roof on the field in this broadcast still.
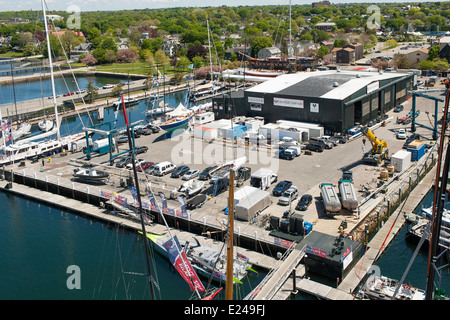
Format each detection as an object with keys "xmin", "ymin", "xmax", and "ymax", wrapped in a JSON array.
[{"xmin": 246, "ymin": 70, "xmax": 410, "ymax": 101}]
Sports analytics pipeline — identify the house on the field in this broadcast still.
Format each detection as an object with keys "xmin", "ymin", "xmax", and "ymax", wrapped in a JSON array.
[
  {"xmin": 343, "ymin": 42, "xmax": 363, "ymax": 61},
  {"xmin": 162, "ymin": 40, "xmax": 180, "ymax": 57},
  {"xmin": 71, "ymin": 43, "xmax": 92, "ymax": 59},
  {"xmin": 314, "ymin": 22, "xmax": 336, "ymax": 32},
  {"xmin": 405, "ymin": 48, "xmax": 429, "ymax": 66},
  {"xmin": 336, "ymin": 47, "xmax": 355, "ymax": 64},
  {"xmin": 258, "ymin": 46, "xmax": 281, "ymax": 59},
  {"xmin": 440, "ymin": 44, "xmax": 450, "ymax": 63}
]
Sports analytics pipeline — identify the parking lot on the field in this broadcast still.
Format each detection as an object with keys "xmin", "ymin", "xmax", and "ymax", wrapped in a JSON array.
[{"xmin": 25, "ymin": 87, "xmax": 446, "ymax": 238}]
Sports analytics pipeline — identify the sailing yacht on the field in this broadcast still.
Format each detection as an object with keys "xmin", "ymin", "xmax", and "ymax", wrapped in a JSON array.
[{"xmin": 38, "ymin": 118, "xmax": 54, "ymax": 132}]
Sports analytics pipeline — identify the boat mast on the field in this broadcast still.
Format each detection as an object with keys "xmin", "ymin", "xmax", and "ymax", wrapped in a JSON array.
[
  {"xmin": 207, "ymin": 20, "xmax": 213, "ymax": 83},
  {"xmin": 41, "ymin": 0, "xmax": 60, "ymax": 140},
  {"xmin": 289, "ymin": 0, "xmax": 293, "ymax": 58},
  {"xmin": 425, "ymin": 87, "xmax": 450, "ymax": 300},
  {"xmin": 225, "ymin": 166, "xmax": 235, "ymax": 300},
  {"xmin": 120, "ymin": 92, "xmax": 156, "ymax": 300},
  {"xmin": 9, "ymin": 59, "xmax": 18, "ymax": 124}
]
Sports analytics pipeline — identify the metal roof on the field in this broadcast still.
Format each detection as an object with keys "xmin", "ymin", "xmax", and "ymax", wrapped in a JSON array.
[{"xmin": 246, "ymin": 70, "xmax": 410, "ymax": 101}]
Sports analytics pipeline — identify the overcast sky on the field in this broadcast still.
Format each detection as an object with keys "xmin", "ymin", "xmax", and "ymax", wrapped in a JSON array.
[{"xmin": 0, "ymin": 0, "xmax": 436, "ymax": 12}]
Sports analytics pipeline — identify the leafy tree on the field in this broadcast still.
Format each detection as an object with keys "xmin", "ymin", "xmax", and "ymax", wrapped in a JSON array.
[
  {"xmin": 187, "ymin": 45, "xmax": 207, "ymax": 61},
  {"xmin": 101, "ymin": 37, "xmax": 118, "ymax": 53},
  {"xmin": 81, "ymin": 54, "xmax": 98, "ymax": 66},
  {"xmin": 334, "ymin": 39, "xmax": 348, "ymax": 48},
  {"xmin": 317, "ymin": 45, "xmax": 329, "ymax": 59},
  {"xmin": 61, "ymin": 31, "xmax": 81, "ymax": 59},
  {"xmin": 428, "ymin": 46, "xmax": 440, "ymax": 61},
  {"xmin": 251, "ymin": 36, "xmax": 273, "ymax": 57},
  {"xmin": 117, "ymin": 49, "xmax": 139, "ymax": 63},
  {"xmin": 85, "ymin": 80, "xmax": 99, "ymax": 103}
]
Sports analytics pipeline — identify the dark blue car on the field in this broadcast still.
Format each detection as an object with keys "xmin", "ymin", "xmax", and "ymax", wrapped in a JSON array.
[
  {"xmin": 171, "ymin": 165, "xmax": 190, "ymax": 178},
  {"xmin": 272, "ymin": 180, "xmax": 292, "ymax": 196}
]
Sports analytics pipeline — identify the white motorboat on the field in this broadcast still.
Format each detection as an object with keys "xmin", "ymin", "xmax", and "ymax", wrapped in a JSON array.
[
  {"xmin": 38, "ymin": 118, "xmax": 54, "ymax": 132},
  {"xmin": 72, "ymin": 167, "xmax": 109, "ymax": 183},
  {"xmin": 11, "ymin": 122, "xmax": 31, "ymax": 141},
  {"xmin": 422, "ymin": 206, "xmax": 450, "ymax": 227},
  {"xmin": 178, "ymin": 179, "xmax": 205, "ymax": 197}
]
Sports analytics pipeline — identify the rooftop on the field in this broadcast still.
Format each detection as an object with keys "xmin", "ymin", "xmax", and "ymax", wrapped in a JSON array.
[{"xmin": 246, "ymin": 70, "xmax": 410, "ymax": 100}]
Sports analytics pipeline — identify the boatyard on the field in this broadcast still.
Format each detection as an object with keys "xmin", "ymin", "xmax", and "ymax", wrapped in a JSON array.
[{"xmin": 0, "ymin": 74, "xmax": 447, "ymax": 299}]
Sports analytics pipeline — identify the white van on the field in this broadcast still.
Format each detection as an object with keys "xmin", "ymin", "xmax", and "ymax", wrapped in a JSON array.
[{"xmin": 153, "ymin": 161, "xmax": 176, "ymax": 176}]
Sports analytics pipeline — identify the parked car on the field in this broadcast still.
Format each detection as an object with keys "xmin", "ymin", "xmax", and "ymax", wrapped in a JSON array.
[
  {"xmin": 272, "ymin": 180, "xmax": 292, "ymax": 196},
  {"xmin": 394, "ymin": 105, "xmax": 404, "ymax": 112},
  {"xmin": 103, "ymin": 84, "xmax": 114, "ymax": 89},
  {"xmin": 137, "ymin": 161, "xmax": 154, "ymax": 172},
  {"xmin": 63, "ymin": 92, "xmax": 74, "ymax": 97},
  {"xmin": 76, "ymin": 89, "xmax": 86, "ymax": 94},
  {"xmin": 171, "ymin": 165, "xmax": 190, "ymax": 178},
  {"xmin": 126, "ymin": 159, "xmax": 144, "ymax": 170},
  {"xmin": 296, "ymin": 194, "xmax": 313, "ymax": 211},
  {"xmin": 278, "ymin": 186, "xmax": 298, "ymax": 205},
  {"xmin": 146, "ymin": 124, "xmax": 160, "ymax": 133},
  {"xmin": 199, "ymin": 166, "xmax": 217, "ymax": 180},
  {"xmin": 397, "ymin": 115, "xmax": 409, "ymax": 124},
  {"xmin": 182, "ymin": 169, "xmax": 200, "ymax": 181},
  {"xmin": 130, "ymin": 146, "xmax": 148, "ymax": 155},
  {"xmin": 145, "ymin": 162, "xmax": 159, "ymax": 175},
  {"xmin": 321, "ymin": 135, "xmax": 338, "ymax": 146},
  {"xmin": 330, "ymin": 135, "xmax": 348, "ymax": 144},
  {"xmin": 396, "ymin": 128, "xmax": 407, "ymax": 139},
  {"xmin": 136, "ymin": 127, "xmax": 151, "ymax": 135},
  {"xmin": 305, "ymin": 143, "xmax": 324, "ymax": 152},
  {"xmin": 115, "ymin": 156, "xmax": 133, "ymax": 168}
]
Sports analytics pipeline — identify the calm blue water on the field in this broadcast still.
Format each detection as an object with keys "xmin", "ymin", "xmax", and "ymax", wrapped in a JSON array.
[
  {"xmin": 0, "ymin": 191, "xmax": 265, "ymax": 300},
  {"xmin": 0, "ymin": 74, "xmax": 126, "ymax": 106}
]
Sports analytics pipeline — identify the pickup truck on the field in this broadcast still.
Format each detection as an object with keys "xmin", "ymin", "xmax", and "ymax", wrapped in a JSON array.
[{"xmin": 276, "ymin": 149, "xmax": 296, "ymax": 160}]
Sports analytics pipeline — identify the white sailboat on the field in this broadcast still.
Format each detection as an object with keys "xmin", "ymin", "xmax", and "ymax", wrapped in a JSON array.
[{"xmin": 38, "ymin": 118, "xmax": 54, "ymax": 132}]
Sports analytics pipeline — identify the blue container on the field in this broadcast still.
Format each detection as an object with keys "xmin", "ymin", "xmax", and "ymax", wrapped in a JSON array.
[
  {"xmin": 304, "ymin": 222, "xmax": 313, "ymax": 235},
  {"xmin": 408, "ymin": 144, "xmax": 425, "ymax": 161}
]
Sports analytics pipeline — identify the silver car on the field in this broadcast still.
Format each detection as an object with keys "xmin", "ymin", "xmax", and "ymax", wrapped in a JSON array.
[{"xmin": 278, "ymin": 186, "xmax": 298, "ymax": 205}]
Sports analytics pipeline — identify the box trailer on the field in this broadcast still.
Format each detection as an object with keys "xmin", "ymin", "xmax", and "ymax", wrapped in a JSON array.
[
  {"xmin": 235, "ymin": 189, "xmax": 271, "ymax": 221},
  {"xmin": 250, "ymin": 168, "xmax": 278, "ymax": 190}
]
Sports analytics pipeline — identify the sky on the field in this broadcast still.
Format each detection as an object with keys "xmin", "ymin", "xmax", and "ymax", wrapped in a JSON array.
[{"xmin": 0, "ymin": 0, "xmax": 438, "ymax": 12}]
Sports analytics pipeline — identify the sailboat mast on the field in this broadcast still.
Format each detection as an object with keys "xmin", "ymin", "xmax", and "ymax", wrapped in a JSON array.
[
  {"xmin": 207, "ymin": 20, "xmax": 213, "ymax": 82},
  {"xmin": 41, "ymin": 0, "xmax": 60, "ymax": 140},
  {"xmin": 225, "ymin": 167, "xmax": 235, "ymax": 300},
  {"xmin": 425, "ymin": 88, "xmax": 450, "ymax": 300},
  {"xmin": 289, "ymin": 0, "xmax": 293, "ymax": 58},
  {"xmin": 9, "ymin": 59, "xmax": 18, "ymax": 123},
  {"xmin": 121, "ymin": 93, "xmax": 156, "ymax": 300}
]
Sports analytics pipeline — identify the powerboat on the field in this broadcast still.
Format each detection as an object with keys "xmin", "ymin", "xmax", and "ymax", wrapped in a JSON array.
[
  {"xmin": 72, "ymin": 167, "xmax": 109, "ymax": 183},
  {"xmin": 178, "ymin": 179, "xmax": 205, "ymax": 198}
]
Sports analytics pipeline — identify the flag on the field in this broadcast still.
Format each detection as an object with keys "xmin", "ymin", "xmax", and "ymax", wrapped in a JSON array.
[
  {"xmin": 185, "ymin": 73, "xmax": 191, "ymax": 80},
  {"xmin": 158, "ymin": 192, "xmax": 169, "ymax": 214},
  {"xmin": 177, "ymin": 196, "xmax": 188, "ymax": 218},
  {"xmin": 128, "ymin": 186, "xmax": 138, "ymax": 202},
  {"xmin": 100, "ymin": 190, "xmax": 112, "ymax": 198},
  {"xmin": 188, "ymin": 64, "xmax": 194, "ymax": 69},
  {"xmin": 147, "ymin": 191, "xmax": 159, "ymax": 211},
  {"xmin": 163, "ymin": 236, "xmax": 205, "ymax": 292},
  {"xmin": 114, "ymin": 195, "xmax": 128, "ymax": 207}
]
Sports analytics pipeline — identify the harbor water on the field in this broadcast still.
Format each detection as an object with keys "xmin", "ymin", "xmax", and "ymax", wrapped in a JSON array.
[{"xmin": 0, "ymin": 191, "xmax": 265, "ymax": 300}]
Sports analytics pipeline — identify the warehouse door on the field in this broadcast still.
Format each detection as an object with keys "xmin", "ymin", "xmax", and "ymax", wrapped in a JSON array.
[{"xmin": 354, "ymin": 101, "xmax": 362, "ymax": 124}]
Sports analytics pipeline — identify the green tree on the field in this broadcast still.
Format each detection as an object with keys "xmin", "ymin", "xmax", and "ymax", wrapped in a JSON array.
[
  {"xmin": 428, "ymin": 46, "xmax": 440, "ymax": 61},
  {"xmin": 317, "ymin": 45, "xmax": 329, "ymax": 59},
  {"xmin": 251, "ymin": 36, "xmax": 273, "ymax": 57},
  {"xmin": 101, "ymin": 37, "xmax": 118, "ymax": 53},
  {"xmin": 85, "ymin": 80, "xmax": 99, "ymax": 103}
]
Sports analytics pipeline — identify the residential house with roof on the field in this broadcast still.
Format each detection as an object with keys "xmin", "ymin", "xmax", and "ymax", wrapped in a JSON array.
[{"xmin": 405, "ymin": 48, "xmax": 429, "ymax": 67}]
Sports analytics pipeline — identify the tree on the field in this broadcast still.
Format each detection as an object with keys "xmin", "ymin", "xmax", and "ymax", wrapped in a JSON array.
[
  {"xmin": 251, "ymin": 36, "xmax": 273, "ymax": 57},
  {"xmin": 317, "ymin": 45, "xmax": 329, "ymax": 59},
  {"xmin": 187, "ymin": 45, "xmax": 207, "ymax": 61},
  {"xmin": 61, "ymin": 31, "xmax": 81, "ymax": 59},
  {"xmin": 101, "ymin": 38, "xmax": 118, "ymax": 53},
  {"xmin": 392, "ymin": 53, "xmax": 411, "ymax": 69},
  {"xmin": 427, "ymin": 46, "xmax": 440, "ymax": 61},
  {"xmin": 154, "ymin": 49, "xmax": 168, "ymax": 66},
  {"xmin": 117, "ymin": 49, "xmax": 139, "ymax": 63},
  {"xmin": 81, "ymin": 54, "xmax": 98, "ymax": 66},
  {"xmin": 334, "ymin": 39, "xmax": 348, "ymax": 48},
  {"xmin": 112, "ymin": 83, "xmax": 124, "ymax": 96},
  {"xmin": 85, "ymin": 80, "xmax": 99, "ymax": 103}
]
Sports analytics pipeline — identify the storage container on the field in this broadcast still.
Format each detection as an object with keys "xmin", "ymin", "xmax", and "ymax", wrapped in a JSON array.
[{"xmin": 391, "ymin": 150, "xmax": 411, "ymax": 173}]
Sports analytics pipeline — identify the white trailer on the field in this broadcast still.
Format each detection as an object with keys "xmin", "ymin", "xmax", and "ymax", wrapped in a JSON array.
[
  {"xmin": 250, "ymin": 168, "xmax": 278, "ymax": 190},
  {"xmin": 235, "ymin": 189, "xmax": 271, "ymax": 221}
]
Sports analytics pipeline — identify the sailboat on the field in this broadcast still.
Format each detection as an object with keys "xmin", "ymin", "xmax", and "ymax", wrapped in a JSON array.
[
  {"xmin": 38, "ymin": 118, "xmax": 54, "ymax": 132},
  {"xmin": 158, "ymin": 103, "xmax": 193, "ymax": 133},
  {"xmin": 0, "ymin": 1, "xmax": 85, "ymax": 166}
]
